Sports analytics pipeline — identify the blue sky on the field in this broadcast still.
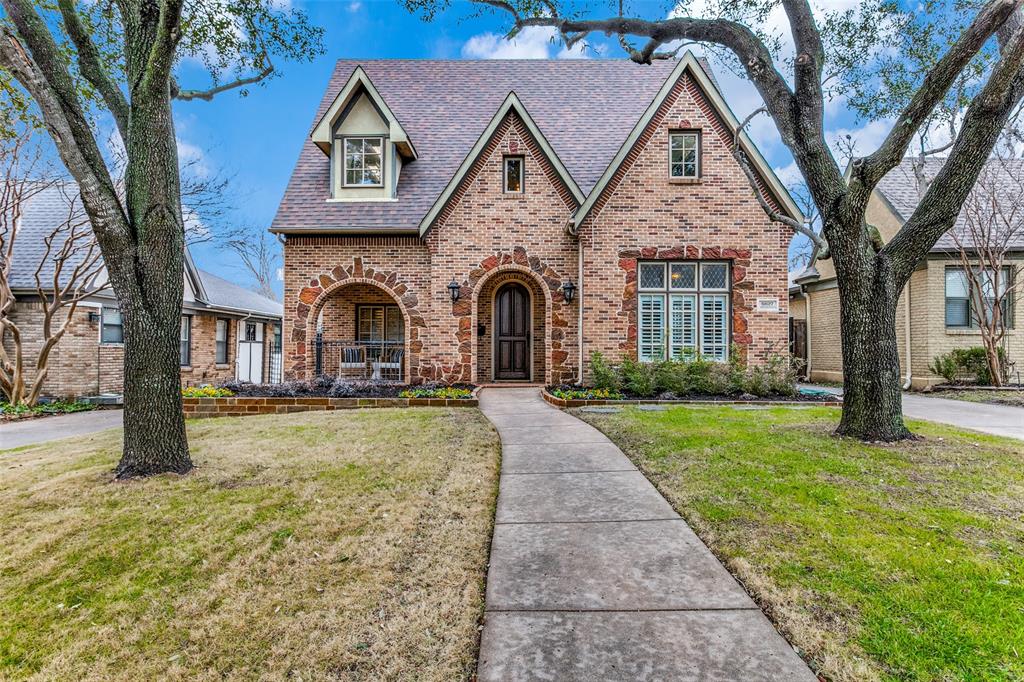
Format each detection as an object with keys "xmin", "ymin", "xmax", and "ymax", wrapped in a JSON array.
[{"xmin": 174, "ymin": 0, "xmax": 884, "ymax": 289}]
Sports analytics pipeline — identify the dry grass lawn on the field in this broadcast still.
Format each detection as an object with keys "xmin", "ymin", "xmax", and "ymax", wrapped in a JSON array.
[
  {"xmin": 576, "ymin": 405, "xmax": 1024, "ymax": 682},
  {"xmin": 1, "ymin": 408, "xmax": 500, "ymax": 681}
]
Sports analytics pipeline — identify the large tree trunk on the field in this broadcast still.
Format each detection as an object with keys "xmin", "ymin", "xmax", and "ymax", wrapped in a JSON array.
[
  {"xmin": 116, "ymin": 305, "xmax": 190, "ymax": 477},
  {"xmin": 834, "ymin": 254, "xmax": 913, "ymax": 441}
]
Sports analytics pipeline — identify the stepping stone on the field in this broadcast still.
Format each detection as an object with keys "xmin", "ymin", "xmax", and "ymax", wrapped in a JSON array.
[{"xmin": 579, "ymin": 406, "xmax": 622, "ymax": 414}]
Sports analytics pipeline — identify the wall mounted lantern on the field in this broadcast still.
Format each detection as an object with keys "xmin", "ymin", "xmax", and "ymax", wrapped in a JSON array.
[
  {"xmin": 561, "ymin": 278, "xmax": 577, "ymax": 304},
  {"xmin": 447, "ymin": 278, "xmax": 461, "ymax": 302}
]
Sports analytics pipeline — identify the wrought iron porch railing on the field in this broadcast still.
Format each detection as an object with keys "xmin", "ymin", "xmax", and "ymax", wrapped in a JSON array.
[{"xmin": 314, "ymin": 335, "xmax": 404, "ymax": 381}]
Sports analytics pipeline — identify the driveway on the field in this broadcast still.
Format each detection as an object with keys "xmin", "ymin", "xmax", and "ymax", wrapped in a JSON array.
[
  {"xmin": 475, "ymin": 388, "xmax": 816, "ymax": 681},
  {"xmin": 0, "ymin": 409, "xmax": 123, "ymax": 450},
  {"xmin": 802, "ymin": 384, "xmax": 1023, "ymax": 440}
]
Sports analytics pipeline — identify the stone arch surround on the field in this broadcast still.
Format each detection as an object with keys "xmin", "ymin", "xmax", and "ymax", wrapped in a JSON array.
[
  {"xmin": 450, "ymin": 247, "xmax": 574, "ymax": 385},
  {"xmin": 290, "ymin": 258, "xmax": 427, "ymax": 382}
]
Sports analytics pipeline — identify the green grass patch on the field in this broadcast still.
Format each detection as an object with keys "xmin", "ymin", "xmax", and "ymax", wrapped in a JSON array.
[{"xmin": 575, "ymin": 405, "xmax": 1024, "ymax": 682}]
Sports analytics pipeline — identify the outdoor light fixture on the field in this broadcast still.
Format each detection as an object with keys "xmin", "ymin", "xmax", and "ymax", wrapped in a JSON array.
[
  {"xmin": 447, "ymin": 278, "xmax": 461, "ymax": 302},
  {"xmin": 561, "ymin": 278, "xmax": 577, "ymax": 304},
  {"xmin": 87, "ymin": 311, "xmax": 101, "ymax": 323}
]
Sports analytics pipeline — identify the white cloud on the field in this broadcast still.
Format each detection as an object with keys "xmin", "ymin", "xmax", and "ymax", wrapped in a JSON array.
[
  {"xmin": 176, "ymin": 138, "xmax": 210, "ymax": 178},
  {"xmin": 826, "ymin": 118, "xmax": 893, "ymax": 162},
  {"xmin": 347, "ymin": 1, "xmax": 361, "ymax": 12},
  {"xmin": 461, "ymin": 26, "xmax": 590, "ymax": 60}
]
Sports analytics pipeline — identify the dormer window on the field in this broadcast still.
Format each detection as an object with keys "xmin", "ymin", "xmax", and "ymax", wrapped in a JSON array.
[
  {"xmin": 343, "ymin": 137, "xmax": 384, "ymax": 187},
  {"xmin": 669, "ymin": 132, "xmax": 700, "ymax": 179},
  {"xmin": 504, "ymin": 156, "xmax": 524, "ymax": 193}
]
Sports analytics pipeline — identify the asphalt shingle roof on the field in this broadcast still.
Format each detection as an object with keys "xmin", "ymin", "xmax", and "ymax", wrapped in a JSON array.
[
  {"xmin": 271, "ymin": 59, "xmax": 689, "ymax": 232},
  {"xmin": 8, "ymin": 182, "xmax": 282, "ymax": 318},
  {"xmin": 875, "ymin": 157, "xmax": 1024, "ymax": 252},
  {"xmin": 196, "ymin": 268, "xmax": 283, "ymax": 318}
]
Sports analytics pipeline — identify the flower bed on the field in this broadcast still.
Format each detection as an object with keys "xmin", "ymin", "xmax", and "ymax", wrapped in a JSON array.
[
  {"xmin": 1, "ymin": 399, "xmax": 97, "ymax": 422},
  {"xmin": 543, "ymin": 386, "xmax": 842, "ymax": 408},
  {"xmin": 182, "ymin": 378, "xmax": 479, "ymax": 419}
]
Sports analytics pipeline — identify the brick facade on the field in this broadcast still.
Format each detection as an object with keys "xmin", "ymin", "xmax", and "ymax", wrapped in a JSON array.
[
  {"xmin": 283, "ymin": 71, "xmax": 792, "ymax": 385},
  {"xmin": 3, "ymin": 300, "xmax": 280, "ymax": 399}
]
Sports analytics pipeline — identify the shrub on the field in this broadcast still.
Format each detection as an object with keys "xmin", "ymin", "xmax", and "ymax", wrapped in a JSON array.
[
  {"xmin": 929, "ymin": 347, "xmax": 1008, "ymax": 386},
  {"xmin": 181, "ymin": 386, "xmax": 234, "ymax": 398},
  {"xmin": 589, "ymin": 351, "xmax": 620, "ymax": 391},
  {"xmin": 620, "ymin": 357, "xmax": 658, "ymax": 397},
  {"xmin": 585, "ymin": 352, "xmax": 798, "ymax": 398}
]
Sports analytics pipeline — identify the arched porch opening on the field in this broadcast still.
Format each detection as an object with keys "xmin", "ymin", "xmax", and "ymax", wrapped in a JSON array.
[{"xmin": 308, "ymin": 280, "xmax": 410, "ymax": 382}]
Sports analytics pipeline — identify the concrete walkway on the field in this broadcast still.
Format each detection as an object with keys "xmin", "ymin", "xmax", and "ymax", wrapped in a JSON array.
[
  {"xmin": 476, "ymin": 388, "xmax": 816, "ymax": 681},
  {"xmin": 802, "ymin": 384, "xmax": 1023, "ymax": 440},
  {"xmin": 0, "ymin": 409, "xmax": 123, "ymax": 450}
]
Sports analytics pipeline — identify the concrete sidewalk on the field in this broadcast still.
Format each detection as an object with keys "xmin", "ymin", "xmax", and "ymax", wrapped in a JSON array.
[
  {"xmin": 0, "ymin": 409, "xmax": 123, "ymax": 450},
  {"xmin": 801, "ymin": 384, "xmax": 1023, "ymax": 440},
  {"xmin": 476, "ymin": 388, "xmax": 816, "ymax": 681}
]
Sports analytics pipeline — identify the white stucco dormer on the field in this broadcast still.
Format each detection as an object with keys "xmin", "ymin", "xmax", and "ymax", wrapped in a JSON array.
[{"xmin": 310, "ymin": 66, "xmax": 417, "ymax": 202}]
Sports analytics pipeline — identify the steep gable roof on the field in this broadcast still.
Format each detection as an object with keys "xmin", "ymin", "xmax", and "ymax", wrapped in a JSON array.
[
  {"xmin": 271, "ymin": 58, "xmax": 681, "ymax": 233},
  {"xmin": 418, "ymin": 92, "xmax": 584, "ymax": 235},
  {"xmin": 572, "ymin": 52, "xmax": 802, "ymax": 230}
]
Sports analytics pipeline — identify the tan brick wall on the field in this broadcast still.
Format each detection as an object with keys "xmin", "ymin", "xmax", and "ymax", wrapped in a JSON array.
[
  {"xmin": 283, "ymin": 75, "xmax": 792, "ymax": 385},
  {"xmin": 803, "ymin": 257, "xmax": 1024, "ymax": 389},
  {"xmin": 3, "ymin": 300, "xmax": 270, "ymax": 399}
]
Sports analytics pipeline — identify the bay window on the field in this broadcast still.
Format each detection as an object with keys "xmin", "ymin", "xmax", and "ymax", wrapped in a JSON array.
[{"xmin": 637, "ymin": 261, "xmax": 730, "ymax": 362}]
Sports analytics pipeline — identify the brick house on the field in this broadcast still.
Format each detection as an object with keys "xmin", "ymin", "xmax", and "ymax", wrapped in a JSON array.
[
  {"xmin": 4, "ymin": 183, "xmax": 283, "ymax": 400},
  {"xmin": 790, "ymin": 158, "xmax": 1024, "ymax": 388},
  {"xmin": 273, "ymin": 54, "xmax": 802, "ymax": 385}
]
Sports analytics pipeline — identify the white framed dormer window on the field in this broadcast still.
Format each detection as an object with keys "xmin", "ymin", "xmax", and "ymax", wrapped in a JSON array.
[
  {"xmin": 669, "ymin": 131, "xmax": 700, "ymax": 179},
  {"xmin": 503, "ymin": 156, "xmax": 524, "ymax": 193},
  {"xmin": 638, "ymin": 261, "xmax": 730, "ymax": 363},
  {"xmin": 343, "ymin": 136, "xmax": 384, "ymax": 186}
]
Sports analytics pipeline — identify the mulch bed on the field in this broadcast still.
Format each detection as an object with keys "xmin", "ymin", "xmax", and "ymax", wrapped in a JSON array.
[
  {"xmin": 544, "ymin": 385, "xmax": 842, "ymax": 408},
  {"xmin": 220, "ymin": 380, "xmax": 477, "ymax": 399}
]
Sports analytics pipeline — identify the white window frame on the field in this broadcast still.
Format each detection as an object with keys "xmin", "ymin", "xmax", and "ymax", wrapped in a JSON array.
[
  {"xmin": 669, "ymin": 131, "xmax": 700, "ymax": 179},
  {"xmin": 100, "ymin": 306, "xmax": 123, "ymax": 345},
  {"xmin": 503, "ymin": 156, "xmax": 524, "ymax": 193},
  {"xmin": 342, "ymin": 136, "xmax": 384, "ymax": 187},
  {"xmin": 215, "ymin": 318, "xmax": 230, "ymax": 365},
  {"xmin": 179, "ymin": 315, "xmax": 192, "ymax": 367},
  {"xmin": 637, "ymin": 260, "xmax": 730, "ymax": 363}
]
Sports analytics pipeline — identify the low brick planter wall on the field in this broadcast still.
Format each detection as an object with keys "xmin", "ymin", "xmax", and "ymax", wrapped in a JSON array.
[
  {"xmin": 542, "ymin": 388, "xmax": 842, "ymax": 408},
  {"xmin": 184, "ymin": 393, "xmax": 478, "ymax": 419}
]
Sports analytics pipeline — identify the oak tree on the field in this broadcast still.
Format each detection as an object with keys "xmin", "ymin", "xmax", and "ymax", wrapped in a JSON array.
[{"xmin": 0, "ymin": 0, "xmax": 322, "ymax": 476}]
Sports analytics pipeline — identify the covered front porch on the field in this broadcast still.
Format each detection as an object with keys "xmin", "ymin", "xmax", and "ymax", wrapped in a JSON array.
[{"xmin": 313, "ymin": 282, "xmax": 407, "ymax": 381}]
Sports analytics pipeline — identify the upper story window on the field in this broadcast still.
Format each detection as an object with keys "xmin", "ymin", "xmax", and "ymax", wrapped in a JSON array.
[
  {"xmin": 945, "ymin": 265, "xmax": 1014, "ymax": 328},
  {"xmin": 504, "ymin": 156, "xmax": 524, "ymax": 193},
  {"xmin": 343, "ymin": 136, "xmax": 383, "ymax": 187},
  {"xmin": 669, "ymin": 132, "xmax": 700, "ymax": 179},
  {"xmin": 101, "ymin": 306, "xmax": 123, "ymax": 344},
  {"xmin": 637, "ymin": 261, "xmax": 730, "ymax": 363}
]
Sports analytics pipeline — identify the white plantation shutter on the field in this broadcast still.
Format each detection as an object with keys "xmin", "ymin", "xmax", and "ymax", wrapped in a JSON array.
[
  {"xmin": 638, "ymin": 294, "xmax": 666, "ymax": 362},
  {"xmin": 700, "ymin": 294, "xmax": 728, "ymax": 361},
  {"xmin": 669, "ymin": 294, "xmax": 697, "ymax": 360}
]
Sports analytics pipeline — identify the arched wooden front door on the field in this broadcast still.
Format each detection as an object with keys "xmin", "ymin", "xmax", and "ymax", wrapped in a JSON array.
[{"xmin": 494, "ymin": 282, "xmax": 531, "ymax": 380}]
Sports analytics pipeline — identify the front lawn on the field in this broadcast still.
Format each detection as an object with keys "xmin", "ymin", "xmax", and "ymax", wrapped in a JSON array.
[
  {"xmin": 1, "ymin": 408, "xmax": 500, "ymax": 680},
  {"xmin": 575, "ymin": 405, "xmax": 1024, "ymax": 682}
]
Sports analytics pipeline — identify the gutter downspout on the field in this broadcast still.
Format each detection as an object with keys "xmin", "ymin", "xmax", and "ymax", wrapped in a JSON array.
[
  {"xmin": 577, "ymin": 231, "xmax": 585, "ymax": 385},
  {"xmin": 902, "ymin": 278, "xmax": 913, "ymax": 390},
  {"xmin": 797, "ymin": 287, "xmax": 811, "ymax": 380}
]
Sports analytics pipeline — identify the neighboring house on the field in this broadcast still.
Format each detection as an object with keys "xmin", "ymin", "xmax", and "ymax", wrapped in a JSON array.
[
  {"xmin": 273, "ymin": 54, "xmax": 802, "ymax": 385},
  {"xmin": 789, "ymin": 158, "xmax": 1024, "ymax": 388},
  {"xmin": 3, "ymin": 184, "xmax": 284, "ymax": 399}
]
